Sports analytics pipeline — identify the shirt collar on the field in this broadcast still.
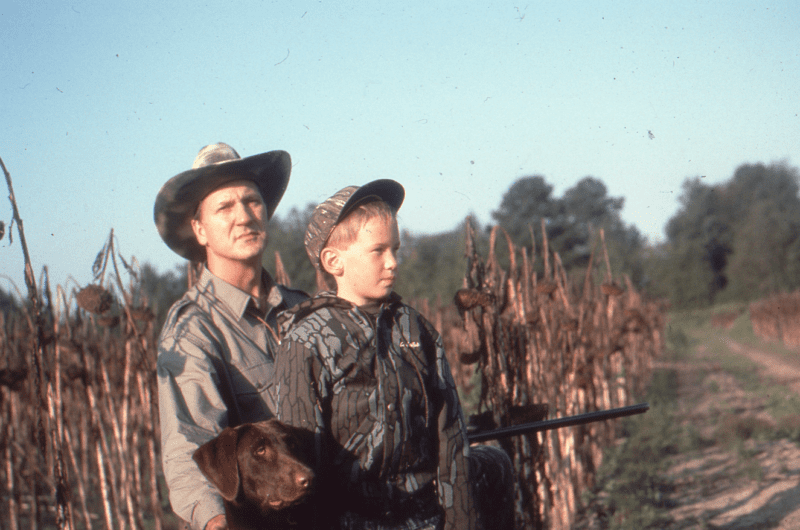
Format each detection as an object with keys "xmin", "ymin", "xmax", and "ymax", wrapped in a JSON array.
[{"xmin": 198, "ymin": 267, "xmax": 284, "ymax": 320}]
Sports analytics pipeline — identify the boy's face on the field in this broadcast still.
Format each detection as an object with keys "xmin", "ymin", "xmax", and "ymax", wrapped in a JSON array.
[{"xmin": 334, "ymin": 216, "xmax": 400, "ymax": 306}]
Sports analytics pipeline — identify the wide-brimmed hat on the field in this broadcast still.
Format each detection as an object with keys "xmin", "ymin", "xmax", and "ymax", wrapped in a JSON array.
[
  {"xmin": 304, "ymin": 179, "xmax": 405, "ymax": 272},
  {"xmin": 154, "ymin": 143, "xmax": 291, "ymax": 262}
]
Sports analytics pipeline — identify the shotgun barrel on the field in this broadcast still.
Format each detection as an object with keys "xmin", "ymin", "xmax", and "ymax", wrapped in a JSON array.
[{"xmin": 467, "ymin": 402, "xmax": 650, "ymax": 443}]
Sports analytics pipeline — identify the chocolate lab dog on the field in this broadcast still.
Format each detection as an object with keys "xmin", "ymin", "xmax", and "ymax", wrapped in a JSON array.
[{"xmin": 193, "ymin": 419, "xmax": 315, "ymax": 529}]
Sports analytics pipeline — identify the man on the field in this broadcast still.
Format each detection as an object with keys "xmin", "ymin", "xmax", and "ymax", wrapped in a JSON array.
[{"xmin": 154, "ymin": 143, "xmax": 308, "ymax": 530}]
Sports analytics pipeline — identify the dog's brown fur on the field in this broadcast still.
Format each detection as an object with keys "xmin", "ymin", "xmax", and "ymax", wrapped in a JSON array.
[{"xmin": 193, "ymin": 419, "xmax": 315, "ymax": 530}]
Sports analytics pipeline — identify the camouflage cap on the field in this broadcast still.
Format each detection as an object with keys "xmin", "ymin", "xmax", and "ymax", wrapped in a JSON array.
[
  {"xmin": 304, "ymin": 179, "xmax": 405, "ymax": 271},
  {"xmin": 154, "ymin": 143, "xmax": 291, "ymax": 262}
]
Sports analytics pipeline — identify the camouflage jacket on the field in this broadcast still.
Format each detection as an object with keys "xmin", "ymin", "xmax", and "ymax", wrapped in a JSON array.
[{"xmin": 272, "ymin": 292, "xmax": 478, "ymax": 530}]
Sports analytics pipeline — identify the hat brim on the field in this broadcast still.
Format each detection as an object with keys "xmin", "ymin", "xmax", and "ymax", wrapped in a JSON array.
[{"xmin": 154, "ymin": 150, "xmax": 291, "ymax": 262}]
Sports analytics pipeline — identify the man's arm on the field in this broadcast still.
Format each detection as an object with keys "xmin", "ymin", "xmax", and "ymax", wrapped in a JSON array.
[{"xmin": 157, "ymin": 327, "xmax": 230, "ymax": 530}]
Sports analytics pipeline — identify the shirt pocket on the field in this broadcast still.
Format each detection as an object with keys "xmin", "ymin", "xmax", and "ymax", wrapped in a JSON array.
[{"xmin": 228, "ymin": 360, "xmax": 275, "ymax": 422}]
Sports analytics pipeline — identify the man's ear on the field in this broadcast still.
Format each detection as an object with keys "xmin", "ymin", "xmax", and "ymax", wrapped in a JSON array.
[
  {"xmin": 320, "ymin": 247, "xmax": 343, "ymax": 277},
  {"xmin": 191, "ymin": 218, "xmax": 208, "ymax": 247}
]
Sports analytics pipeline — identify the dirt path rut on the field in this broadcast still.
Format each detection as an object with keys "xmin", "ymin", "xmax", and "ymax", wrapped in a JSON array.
[{"xmin": 664, "ymin": 336, "xmax": 800, "ymax": 529}]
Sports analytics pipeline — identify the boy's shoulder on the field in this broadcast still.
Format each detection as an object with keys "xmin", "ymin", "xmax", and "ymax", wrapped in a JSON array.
[
  {"xmin": 389, "ymin": 298, "xmax": 435, "ymax": 327},
  {"xmin": 278, "ymin": 292, "xmax": 355, "ymax": 335}
]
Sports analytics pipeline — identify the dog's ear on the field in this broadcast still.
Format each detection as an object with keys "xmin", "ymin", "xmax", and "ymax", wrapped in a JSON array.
[{"xmin": 193, "ymin": 426, "xmax": 241, "ymax": 501}]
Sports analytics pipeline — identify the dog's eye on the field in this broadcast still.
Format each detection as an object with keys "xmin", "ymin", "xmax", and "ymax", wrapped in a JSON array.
[{"xmin": 254, "ymin": 444, "xmax": 274, "ymax": 458}]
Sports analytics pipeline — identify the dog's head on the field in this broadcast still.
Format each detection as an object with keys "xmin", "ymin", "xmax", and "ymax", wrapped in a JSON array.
[{"xmin": 193, "ymin": 419, "xmax": 315, "ymax": 514}]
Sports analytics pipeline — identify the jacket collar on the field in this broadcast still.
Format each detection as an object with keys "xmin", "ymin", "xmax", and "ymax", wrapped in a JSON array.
[{"xmin": 278, "ymin": 291, "xmax": 402, "ymax": 334}]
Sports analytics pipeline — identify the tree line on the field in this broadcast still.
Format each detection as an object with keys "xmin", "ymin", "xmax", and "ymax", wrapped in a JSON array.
[
  {"xmin": 645, "ymin": 161, "xmax": 800, "ymax": 307},
  {"xmin": 263, "ymin": 174, "xmax": 649, "ymax": 303},
  {"xmin": 263, "ymin": 160, "xmax": 798, "ymax": 311},
  {"xmin": 5, "ymin": 159, "xmax": 794, "ymax": 323}
]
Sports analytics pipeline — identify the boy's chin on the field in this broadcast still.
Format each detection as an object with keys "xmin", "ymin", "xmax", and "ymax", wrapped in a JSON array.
[
  {"xmin": 367, "ymin": 292, "xmax": 392, "ymax": 304},
  {"xmin": 359, "ymin": 290, "xmax": 393, "ymax": 306}
]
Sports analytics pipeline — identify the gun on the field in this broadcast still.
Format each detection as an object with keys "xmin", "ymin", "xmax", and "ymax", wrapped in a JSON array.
[{"xmin": 467, "ymin": 402, "xmax": 650, "ymax": 443}]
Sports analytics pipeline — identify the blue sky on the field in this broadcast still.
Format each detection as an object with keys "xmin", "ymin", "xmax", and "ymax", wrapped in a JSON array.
[{"xmin": 2, "ymin": 0, "xmax": 798, "ymax": 295}]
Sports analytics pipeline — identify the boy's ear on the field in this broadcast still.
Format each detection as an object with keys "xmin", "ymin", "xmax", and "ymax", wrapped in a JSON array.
[{"xmin": 320, "ymin": 247, "xmax": 343, "ymax": 277}]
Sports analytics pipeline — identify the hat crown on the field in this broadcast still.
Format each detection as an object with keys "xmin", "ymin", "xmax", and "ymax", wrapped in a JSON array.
[{"xmin": 192, "ymin": 143, "xmax": 241, "ymax": 169}]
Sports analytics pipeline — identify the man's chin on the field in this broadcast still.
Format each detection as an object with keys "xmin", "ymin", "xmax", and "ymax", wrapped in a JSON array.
[{"xmin": 238, "ymin": 239, "xmax": 267, "ymax": 256}]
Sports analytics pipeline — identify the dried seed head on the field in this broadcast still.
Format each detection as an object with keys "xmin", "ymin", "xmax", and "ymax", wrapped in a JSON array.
[
  {"xmin": 454, "ymin": 288, "xmax": 495, "ymax": 312},
  {"xmin": 536, "ymin": 282, "xmax": 557, "ymax": 295},
  {"xmin": 130, "ymin": 307, "xmax": 155, "ymax": 322},
  {"xmin": 600, "ymin": 282, "xmax": 624, "ymax": 296},
  {"xmin": 76, "ymin": 285, "xmax": 113, "ymax": 314},
  {"xmin": 97, "ymin": 315, "xmax": 120, "ymax": 328}
]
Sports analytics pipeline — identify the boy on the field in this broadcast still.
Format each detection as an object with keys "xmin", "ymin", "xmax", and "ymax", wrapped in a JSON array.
[{"xmin": 272, "ymin": 180, "xmax": 513, "ymax": 530}]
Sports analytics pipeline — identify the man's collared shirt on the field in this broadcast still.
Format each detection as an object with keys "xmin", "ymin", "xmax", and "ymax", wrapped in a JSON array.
[{"xmin": 157, "ymin": 267, "xmax": 307, "ymax": 530}]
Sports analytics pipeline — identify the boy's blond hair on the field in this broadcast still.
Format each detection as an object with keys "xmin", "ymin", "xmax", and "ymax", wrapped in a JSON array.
[{"xmin": 323, "ymin": 200, "xmax": 397, "ymax": 252}]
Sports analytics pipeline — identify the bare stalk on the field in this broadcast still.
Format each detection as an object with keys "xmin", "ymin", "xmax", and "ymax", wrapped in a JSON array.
[
  {"xmin": 3, "ymin": 387, "xmax": 20, "ymax": 530},
  {"xmin": 63, "ymin": 428, "xmax": 94, "ymax": 530},
  {"xmin": 2, "ymin": 156, "xmax": 72, "ymax": 529}
]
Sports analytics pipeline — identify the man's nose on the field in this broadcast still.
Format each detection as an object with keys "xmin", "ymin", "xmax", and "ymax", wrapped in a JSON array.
[{"xmin": 234, "ymin": 201, "xmax": 257, "ymax": 223}]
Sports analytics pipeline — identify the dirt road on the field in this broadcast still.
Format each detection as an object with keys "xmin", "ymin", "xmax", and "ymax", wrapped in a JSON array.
[{"xmin": 663, "ymin": 335, "xmax": 800, "ymax": 529}]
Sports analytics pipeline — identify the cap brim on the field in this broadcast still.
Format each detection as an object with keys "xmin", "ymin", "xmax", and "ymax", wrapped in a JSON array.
[{"xmin": 336, "ymin": 179, "xmax": 405, "ymax": 224}]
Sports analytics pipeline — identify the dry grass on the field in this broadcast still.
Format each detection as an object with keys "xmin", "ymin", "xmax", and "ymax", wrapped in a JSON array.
[
  {"xmin": 750, "ymin": 290, "xmax": 800, "ymax": 347},
  {"xmin": 414, "ymin": 222, "xmax": 666, "ymax": 529},
  {"xmin": 1, "ymin": 222, "xmax": 666, "ymax": 530},
  {"xmin": 1, "ymin": 234, "xmax": 173, "ymax": 530}
]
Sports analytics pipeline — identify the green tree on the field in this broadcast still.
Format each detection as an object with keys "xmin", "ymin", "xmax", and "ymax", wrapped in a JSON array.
[
  {"xmin": 492, "ymin": 175, "xmax": 643, "ymax": 282},
  {"xmin": 721, "ymin": 162, "xmax": 800, "ymax": 301},
  {"xmin": 560, "ymin": 176, "xmax": 635, "ymax": 272},
  {"xmin": 492, "ymin": 176, "xmax": 558, "ymax": 244},
  {"xmin": 658, "ymin": 177, "xmax": 732, "ymax": 306},
  {"xmin": 395, "ymin": 219, "xmax": 480, "ymax": 303},
  {"xmin": 648, "ymin": 161, "xmax": 800, "ymax": 307},
  {"xmin": 263, "ymin": 203, "xmax": 318, "ymax": 295},
  {"xmin": 0, "ymin": 286, "xmax": 20, "ymax": 314},
  {"xmin": 136, "ymin": 262, "xmax": 189, "ymax": 327}
]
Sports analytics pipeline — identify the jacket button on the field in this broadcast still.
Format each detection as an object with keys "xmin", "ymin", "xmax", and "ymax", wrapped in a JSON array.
[{"xmin": 387, "ymin": 403, "xmax": 395, "ymax": 411}]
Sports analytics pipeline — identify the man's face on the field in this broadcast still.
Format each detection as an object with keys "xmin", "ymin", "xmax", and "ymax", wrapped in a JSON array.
[
  {"xmin": 191, "ymin": 180, "xmax": 269, "ymax": 268},
  {"xmin": 335, "ymin": 216, "xmax": 400, "ymax": 306}
]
